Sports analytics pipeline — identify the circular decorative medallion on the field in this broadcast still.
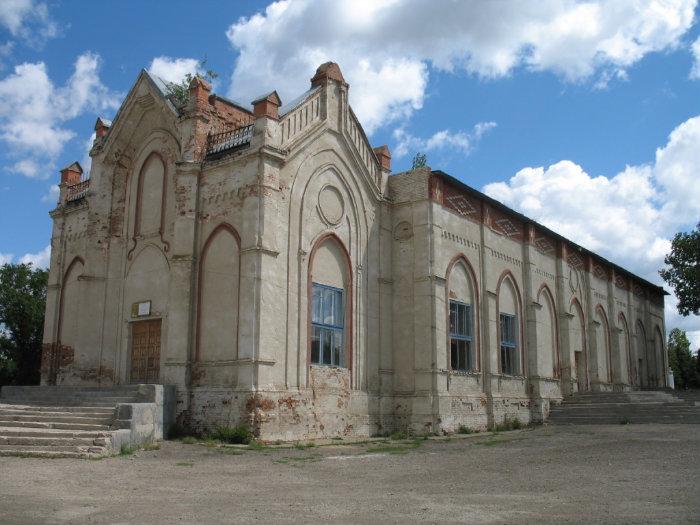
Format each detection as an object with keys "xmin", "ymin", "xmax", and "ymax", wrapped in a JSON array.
[{"xmin": 318, "ymin": 185, "xmax": 344, "ymax": 226}]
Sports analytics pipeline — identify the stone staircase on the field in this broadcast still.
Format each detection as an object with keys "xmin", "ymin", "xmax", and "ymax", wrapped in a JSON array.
[
  {"xmin": 0, "ymin": 385, "xmax": 174, "ymax": 458},
  {"xmin": 548, "ymin": 390, "xmax": 700, "ymax": 425}
]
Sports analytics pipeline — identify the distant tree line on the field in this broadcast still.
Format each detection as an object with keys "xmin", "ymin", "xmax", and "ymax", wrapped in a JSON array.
[
  {"xmin": 0, "ymin": 263, "xmax": 47, "ymax": 386},
  {"xmin": 667, "ymin": 328, "xmax": 700, "ymax": 389}
]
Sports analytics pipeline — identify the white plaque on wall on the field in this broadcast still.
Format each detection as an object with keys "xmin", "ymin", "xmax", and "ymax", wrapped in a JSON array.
[{"xmin": 131, "ymin": 300, "xmax": 152, "ymax": 317}]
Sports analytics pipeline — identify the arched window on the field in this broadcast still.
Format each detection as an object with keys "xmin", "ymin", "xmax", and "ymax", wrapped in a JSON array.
[
  {"xmin": 595, "ymin": 306, "xmax": 612, "ymax": 383},
  {"xmin": 636, "ymin": 320, "xmax": 647, "ymax": 387},
  {"xmin": 570, "ymin": 299, "xmax": 587, "ymax": 391},
  {"xmin": 654, "ymin": 326, "xmax": 664, "ymax": 387},
  {"xmin": 134, "ymin": 153, "xmax": 166, "ymax": 237},
  {"xmin": 618, "ymin": 313, "xmax": 631, "ymax": 385},
  {"xmin": 536, "ymin": 285, "xmax": 558, "ymax": 378},
  {"xmin": 58, "ymin": 256, "xmax": 85, "ymax": 347},
  {"xmin": 498, "ymin": 274, "xmax": 522, "ymax": 376},
  {"xmin": 447, "ymin": 257, "xmax": 478, "ymax": 372},
  {"xmin": 309, "ymin": 235, "xmax": 351, "ymax": 368},
  {"xmin": 196, "ymin": 224, "xmax": 241, "ymax": 363}
]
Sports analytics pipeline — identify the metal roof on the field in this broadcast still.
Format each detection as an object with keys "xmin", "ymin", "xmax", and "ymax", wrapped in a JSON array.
[{"xmin": 432, "ymin": 169, "xmax": 668, "ymax": 296}]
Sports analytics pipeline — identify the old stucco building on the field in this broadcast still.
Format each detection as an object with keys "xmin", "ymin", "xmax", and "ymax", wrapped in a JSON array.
[{"xmin": 41, "ymin": 62, "xmax": 669, "ymax": 440}]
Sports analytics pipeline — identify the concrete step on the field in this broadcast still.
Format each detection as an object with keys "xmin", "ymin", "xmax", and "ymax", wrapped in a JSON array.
[
  {"xmin": 550, "ymin": 406, "xmax": 698, "ymax": 413},
  {"xmin": 0, "ymin": 449, "xmax": 103, "ymax": 458},
  {"xmin": 0, "ymin": 413, "xmax": 113, "ymax": 425},
  {"xmin": 1, "ymin": 395, "xmax": 139, "ymax": 401},
  {"xmin": 0, "ymin": 404, "xmax": 115, "ymax": 415},
  {"xmin": 550, "ymin": 390, "xmax": 700, "ymax": 425},
  {"xmin": 0, "ymin": 427, "xmax": 111, "ymax": 438},
  {"xmin": 1, "ymin": 386, "xmax": 144, "ymax": 395},
  {"xmin": 0, "ymin": 398, "xmax": 137, "ymax": 407},
  {"xmin": 0, "ymin": 434, "xmax": 109, "ymax": 447},
  {"xmin": 0, "ymin": 420, "xmax": 110, "ymax": 431},
  {"xmin": 551, "ymin": 417, "xmax": 700, "ymax": 424},
  {"xmin": 0, "ymin": 444, "xmax": 108, "ymax": 454}
]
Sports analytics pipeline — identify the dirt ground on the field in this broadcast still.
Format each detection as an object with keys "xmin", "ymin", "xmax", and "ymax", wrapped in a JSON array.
[{"xmin": 0, "ymin": 424, "xmax": 698, "ymax": 524}]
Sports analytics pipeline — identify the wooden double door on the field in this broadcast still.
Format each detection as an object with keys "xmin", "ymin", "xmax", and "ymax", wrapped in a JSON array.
[{"xmin": 130, "ymin": 319, "xmax": 161, "ymax": 383}]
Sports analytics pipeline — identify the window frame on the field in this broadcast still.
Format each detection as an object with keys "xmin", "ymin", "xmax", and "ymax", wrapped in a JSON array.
[
  {"xmin": 310, "ymin": 282, "xmax": 346, "ymax": 368},
  {"xmin": 499, "ymin": 313, "xmax": 519, "ymax": 376},
  {"xmin": 449, "ymin": 300, "xmax": 475, "ymax": 372}
]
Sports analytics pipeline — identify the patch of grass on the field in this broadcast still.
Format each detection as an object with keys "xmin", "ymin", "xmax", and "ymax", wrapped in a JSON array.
[
  {"xmin": 143, "ymin": 442, "xmax": 161, "ymax": 451},
  {"xmin": 274, "ymin": 454, "xmax": 322, "ymax": 465},
  {"xmin": 476, "ymin": 438, "xmax": 514, "ymax": 447},
  {"xmin": 389, "ymin": 430, "xmax": 408, "ymax": 441},
  {"xmin": 294, "ymin": 441, "xmax": 317, "ymax": 450},
  {"xmin": 180, "ymin": 436, "xmax": 198, "ymax": 445},
  {"xmin": 119, "ymin": 444, "xmax": 137, "ymax": 456},
  {"xmin": 366, "ymin": 441, "xmax": 422, "ymax": 455},
  {"xmin": 216, "ymin": 448, "xmax": 245, "ymax": 456},
  {"xmin": 203, "ymin": 438, "xmax": 219, "ymax": 448},
  {"xmin": 457, "ymin": 425, "xmax": 475, "ymax": 435},
  {"xmin": 175, "ymin": 461, "xmax": 194, "ymax": 467},
  {"xmin": 331, "ymin": 436, "xmax": 343, "ymax": 441},
  {"xmin": 247, "ymin": 440, "xmax": 267, "ymax": 451},
  {"xmin": 492, "ymin": 417, "xmax": 523, "ymax": 432},
  {"xmin": 208, "ymin": 424, "xmax": 253, "ymax": 445}
]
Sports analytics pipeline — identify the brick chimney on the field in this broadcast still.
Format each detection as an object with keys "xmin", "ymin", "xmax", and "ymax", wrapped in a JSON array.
[
  {"xmin": 310, "ymin": 62, "xmax": 346, "ymax": 87},
  {"xmin": 252, "ymin": 91, "xmax": 282, "ymax": 119},
  {"xmin": 188, "ymin": 75, "xmax": 212, "ymax": 112},
  {"xmin": 94, "ymin": 117, "xmax": 111, "ymax": 138},
  {"xmin": 60, "ymin": 162, "xmax": 83, "ymax": 186},
  {"xmin": 373, "ymin": 145, "xmax": 391, "ymax": 172}
]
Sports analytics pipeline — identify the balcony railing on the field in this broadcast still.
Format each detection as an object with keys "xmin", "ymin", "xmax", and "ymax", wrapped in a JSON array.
[
  {"xmin": 66, "ymin": 179, "xmax": 90, "ymax": 202},
  {"xmin": 206, "ymin": 124, "xmax": 254, "ymax": 157}
]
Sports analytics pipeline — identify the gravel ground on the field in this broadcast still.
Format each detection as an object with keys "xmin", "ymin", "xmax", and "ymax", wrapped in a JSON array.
[{"xmin": 0, "ymin": 424, "xmax": 698, "ymax": 524}]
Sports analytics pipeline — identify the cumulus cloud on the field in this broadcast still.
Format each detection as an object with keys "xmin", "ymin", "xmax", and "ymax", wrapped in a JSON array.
[
  {"xmin": 690, "ymin": 36, "xmax": 700, "ymax": 80},
  {"xmin": 226, "ymin": 0, "xmax": 696, "ymax": 133},
  {"xmin": 0, "ymin": 0, "xmax": 57, "ymax": 44},
  {"xmin": 81, "ymin": 132, "xmax": 96, "ymax": 175},
  {"xmin": 0, "ymin": 52, "xmax": 119, "ymax": 166},
  {"xmin": 484, "ymin": 114, "xmax": 700, "ymax": 342},
  {"xmin": 10, "ymin": 158, "xmax": 43, "ymax": 178},
  {"xmin": 41, "ymin": 183, "xmax": 59, "ymax": 204},
  {"xmin": 0, "ymin": 245, "xmax": 51, "ymax": 269},
  {"xmin": 393, "ymin": 121, "xmax": 497, "ymax": 159},
  {"xmin": 148, "ymin": 56, "xmax": 202, "ymax": 85},
  {"xmin": 18, "ymin": 244, "xmax": 50, "ymax": 268}
]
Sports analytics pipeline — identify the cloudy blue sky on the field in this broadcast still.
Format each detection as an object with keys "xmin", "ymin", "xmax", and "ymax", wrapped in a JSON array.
[{"xmin": 0, "ymin": 0, "xmax": 698, "ymax": 346}]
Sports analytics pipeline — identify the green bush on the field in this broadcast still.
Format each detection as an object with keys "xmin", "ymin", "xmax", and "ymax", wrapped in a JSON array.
[
  {"xmin": 457, "ymin": 425, "xmax": 474, "ymax": 435},
  {"xmin": 209, "ymin": 424, "xmax": 253, "ymax": 445},
  {"xmin": 493, "ymin": 417, "xmax": 523, "ymax": 432}
]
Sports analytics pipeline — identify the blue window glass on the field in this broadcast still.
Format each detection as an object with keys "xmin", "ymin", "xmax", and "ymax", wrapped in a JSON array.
[
  {"xmin": 500, "ymin": 313, "xmax": 519, "ymax": 375},
  {"xmin": 311, "ymin": 283, "xmax": 345, "ymax": 367},
  {"xmin": 449, "ymin": 301, "xmax": 474, "ymax": 371}
]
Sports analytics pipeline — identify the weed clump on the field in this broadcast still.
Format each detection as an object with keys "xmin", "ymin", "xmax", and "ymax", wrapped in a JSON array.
[
  {"xmin": 119, "ymin": 444, "xmax": 137, "ymax": 456},
  {"xmin": 247, "ymin": 440, "xmax": 267, "ymax": 451},
  {"xmin": 209, "ymin": 424, "xmax": 253, "ymax": 445},
  {"xmin": 492, "ymin": 417, "xmax": 523, "ymax": 432}
]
